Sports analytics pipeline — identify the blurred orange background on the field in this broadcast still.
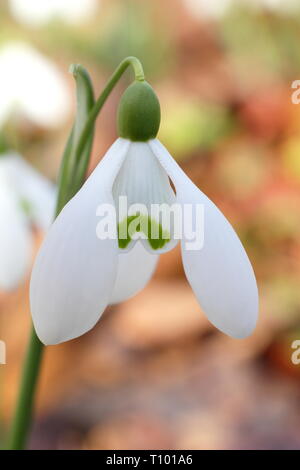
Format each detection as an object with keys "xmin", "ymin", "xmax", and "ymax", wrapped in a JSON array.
[{"xmin": 1, "ymin": 0, "xmax": 300, "ymax": 450}]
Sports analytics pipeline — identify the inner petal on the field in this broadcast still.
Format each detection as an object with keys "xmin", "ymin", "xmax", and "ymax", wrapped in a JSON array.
[{"xmin": 112, "ymin": 142, "xmax": 177, "ymax": 253}]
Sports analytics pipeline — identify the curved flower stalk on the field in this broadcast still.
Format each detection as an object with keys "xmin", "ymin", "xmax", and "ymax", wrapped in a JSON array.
[
  {"xmin": 0, "ymin": 42, "xmax": 70, "ymax": 129},
  {"xmin": 30, "ymin": 78, "xmax": 259, "ymax": 345},
  {"xmin": 9, "ymin": 0, "xmax": 99, "ymax": 26},
  {"xmin": 0, "ymin": 153, "xmax": 56, "ymax": 290}
]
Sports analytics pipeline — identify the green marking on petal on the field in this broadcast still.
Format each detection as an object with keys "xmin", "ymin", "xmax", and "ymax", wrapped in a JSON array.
[
  {"xmin": 117, "ymin": 214, "xmax": 171, "ymax": 250},
  {"xmin": 19, "ymin": 198, "xmax": 33, "ymax": 218},
  {"xmin": 118, "ymin": 215, "xmax": 138, "ymax": 249}
]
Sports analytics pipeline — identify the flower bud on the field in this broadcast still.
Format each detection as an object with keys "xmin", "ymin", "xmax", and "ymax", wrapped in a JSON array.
[{"xmin": 117, "ymin": 80, "xmax": 161, "ymax": 141}]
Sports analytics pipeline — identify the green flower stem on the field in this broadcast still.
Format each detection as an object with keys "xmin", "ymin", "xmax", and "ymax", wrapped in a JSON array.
[
  {"xmin": 7, "ymin": 56, "xmax": 145, "ymax": 450},
  {"xmin": 7, "ymin": 328, "xmax": 43, "ymax": 450}
]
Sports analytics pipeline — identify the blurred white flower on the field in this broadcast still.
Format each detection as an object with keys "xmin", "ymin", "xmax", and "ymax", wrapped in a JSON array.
[
  {"xmin": 0, "ymin": 153, "xmax": 56, "ymax": 290},
  {"xmin": 0, "ymin": 42, "xmax": 71, "ymax": 129},
  {"xmin": 255, "ymin": 0, "xmax": 300, "ymax": 14},
  {"xmin": 183, "ymin": 0, "xmax": 300, "ymax": 19},
  {"xmin": 182, "ymin": 0, "xmax": 232, "ymax": 20},
  {"xmin": 9, "ymin": 0, "xmax": 99, "ymax": 27}
]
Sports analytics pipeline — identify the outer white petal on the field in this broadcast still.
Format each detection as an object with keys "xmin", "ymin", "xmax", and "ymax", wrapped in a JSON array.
[
  {"xmin": 110, "ymin": 242, "xmax": 159, "ymax": 304},
  {"xmin": 30, "ymin": 139, "xmax": 130, "ymax": 345},
  {"xmin": 0, "ymin": 185, "xmax": 31, "ymax": 290},
  {"xmin": 150, "ymin": 139, "xmax": 258, "ymax": 339}
]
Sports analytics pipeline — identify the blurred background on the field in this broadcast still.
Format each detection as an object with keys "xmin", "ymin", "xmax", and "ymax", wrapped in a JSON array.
[{"xmin": 1, "ymin": 0, "xmax": 300, "ymax": 450}]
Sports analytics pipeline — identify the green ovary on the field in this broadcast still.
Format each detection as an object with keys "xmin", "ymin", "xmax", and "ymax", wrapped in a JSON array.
[{"xmin": 118, "ymin": 214, "xmax": 171, "ymax": 250}]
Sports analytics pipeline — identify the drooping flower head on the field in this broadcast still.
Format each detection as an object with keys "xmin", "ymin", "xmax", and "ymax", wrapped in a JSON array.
[{"xmin": 30, "ymin": 78, "xmax": 258, "ymax": 345}]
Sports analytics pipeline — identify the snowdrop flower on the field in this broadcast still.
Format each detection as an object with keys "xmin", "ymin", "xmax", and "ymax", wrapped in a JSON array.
[
  {"xmin": 0, "ymin": 153, "xmax": 56, "ymax": 290},
  {"xmin": 30, "ymin": 80, "xmax": 258, "ymax": 345},
  {"xmin": 9, "ymin": 0, "xmax": 99, "ymax": 27},
  {"xmin": 0, "ymin": 42, "xmax": 70, "ymax": 129}
]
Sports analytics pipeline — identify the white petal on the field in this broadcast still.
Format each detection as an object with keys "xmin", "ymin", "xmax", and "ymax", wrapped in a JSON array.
[
  {"xmin": 30, "ymin": 139, "xmax": 129, "ymax": 344},
  {"xmin": 0, "ymin": 185, "xmax": 31, "ymax": 290},
  {"xmin": 150, "ymin": 139, "xmax": 258, "ymax": 338},
  {"xmin": 110, "ymin": 242, "xmax": 158, "ymax": 304}
]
